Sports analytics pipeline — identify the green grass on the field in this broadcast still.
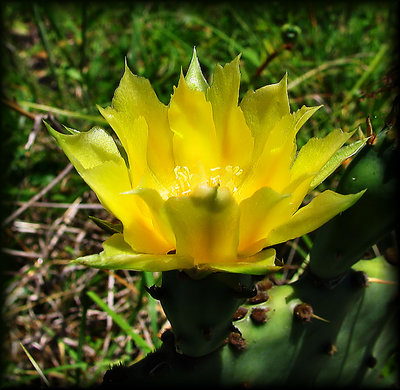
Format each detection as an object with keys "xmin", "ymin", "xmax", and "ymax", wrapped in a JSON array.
[{"xmin": 1, "ymin": 1, "xmax": 398, "ymax": 387}]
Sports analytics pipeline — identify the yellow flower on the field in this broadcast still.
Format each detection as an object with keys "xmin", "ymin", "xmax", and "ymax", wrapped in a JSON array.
[{"xmin": 47, "ymin": 50, "xmax": 365, "ymax": 275}]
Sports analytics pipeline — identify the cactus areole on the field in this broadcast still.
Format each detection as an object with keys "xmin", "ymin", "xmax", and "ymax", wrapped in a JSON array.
[{"xmin": 47, "ymin": 49, "xmax": 369, "ymax": 357}]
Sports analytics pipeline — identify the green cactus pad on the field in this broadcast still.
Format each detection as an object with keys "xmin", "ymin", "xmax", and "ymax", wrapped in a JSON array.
[{"xmin": 158, "ymin": 270, "xmax": 255, "ymax": 357}]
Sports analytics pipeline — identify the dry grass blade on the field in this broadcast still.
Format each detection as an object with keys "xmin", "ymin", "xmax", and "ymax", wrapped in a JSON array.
[
  {"xmin": 6, "ymin": 289, "xmax": 76, "ymax": 317},
  {"xmin": 11, "ymin": 220, "xmax": 83, "ymax": 235},
  {"xmin": 1, "ymin": 248, "xmax": 41, "ymax": 259},
  {"xmin": 25, "ymin": 114, "xmax": 46, "ymax": 150},
  {"xmin": 7, "ymin": 201, "xmax": 103, "ymax": 209},
  {"xmin": 2, "ymin": 163, "xmax": 74, "ymax": 227},
  {"xmin": 103, "ymin": 269, "xmax": 139, "ymax": 295},
  {"xmin": 45, "ymin": 196, "xmax": 82, "ymax": 258},
  {"xmin": 287, "ymin": 55, "xmax": 370, "ymax": 90},
  {"xmin": 19, "ymin": 342, "xmax": 50, "ymax": 387}
]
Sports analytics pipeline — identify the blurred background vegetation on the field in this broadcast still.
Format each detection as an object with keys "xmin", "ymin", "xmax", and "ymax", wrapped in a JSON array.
[{"xmin": 1, "ymin": 1, "xmax": 398, "ymax": 387}]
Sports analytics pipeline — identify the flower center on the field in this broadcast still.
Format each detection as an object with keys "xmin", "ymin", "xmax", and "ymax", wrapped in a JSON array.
[{"xmin": 168, "ymin": 165, "xmax": 243, "ymax": 198}]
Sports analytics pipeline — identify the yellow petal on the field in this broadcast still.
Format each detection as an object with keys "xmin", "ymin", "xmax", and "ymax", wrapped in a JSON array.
[
  {"xmin": 169, "ymin": 73, "xmax": 220, "ymax": 172},
  {"xmin": 47, "ymin": 122, "xmax": 169, "ymax": 253},
  {"xmin": 121, "ymin": 196, "xmax": 173, "ymax": 254},
  {"xmin": 254, "ymin": 114, "xmax": 297, "ymax": 192},
  {"xmin": 238, "ymin": 173, "xmax": 314, "ymax": 256},
  {"xmin": 126, "ymin": 188, "xmax": 175, "ymax": 247},
  {"xmin": 290, "ymin": 129, "xmax": 355, "ymax": 187},
  {"xmin": 80, "ymin": 160, "xmax": 131, "ymax": 215},
  {"xmin": 72, "ymin": 233, "xmax": 193, "ymax": 271},
  {"xmin": 81, "ymin": 162, "xmax": 171, "ymax": 254},
  {"xmin": 98, "ymin": 62, "xmax": 175, "ymax": 187},
  {"xmin": 236, "ymin": 114, "xmax": 296, "ymax": 200},
  {"xmin": 292, "ymin": 105, "xmax": 322, "ymax": 131},
  {"xmin": 121, "ymin": 115, "xmax": 149, "ymax": 187},
  {"xmin": 165, "ymin": 185, "xmax": 239, "ymax": 265},
  {"xmin": 238, "ymin": 187, "xmax": 290, "ymax": 256},
  {"xmin": 236, "ymin": 106, "xmax": 321, "ymax": 199},
  {"xmin": 46, "ymin": 123, "xmax": 121, "ymax": 170},
  {"xmin": 207, "ymin": 56, "xmax": 254, "ymax": 168},
  {"xmin": 264, "ymin": 189, "xmax": 365, "ymax": 246},
  {"xmin": 280, "ymin": 172, "xmax": 315, "ymax": 215},
  {"xmin": 240, "ymin": 74, "xmax": 290, "ymax": 161},
  {"xmin": 309, "ymin": 137, "xmax": 368, "ymax": 192},
  {"xmin": 46, "ymin": 122, "xmax": 133, "ymax": 217}
]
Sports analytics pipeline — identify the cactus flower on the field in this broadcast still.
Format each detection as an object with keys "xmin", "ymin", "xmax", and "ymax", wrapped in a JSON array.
[{"xmin": 47, "ymin": 49, "xmax": 365, "ymax": 275}]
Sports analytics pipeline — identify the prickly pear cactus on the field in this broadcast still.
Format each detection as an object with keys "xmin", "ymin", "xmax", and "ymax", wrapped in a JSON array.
[
  {"xmin": 102, "ymin": 257, "xmax": 397, "ymax": 387},
  {"xmin": 101, "ymin": 128, "xmax": 398, "ymax": 387},
  {"xmin": 149, "ymin": 270, "xmax": 255, "ymax": 357}
]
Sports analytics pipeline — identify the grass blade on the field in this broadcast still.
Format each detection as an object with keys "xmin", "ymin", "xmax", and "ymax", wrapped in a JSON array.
[
  {"xmin": 19, "ymin": 342, "xmax": 50, "ymax": 387},
  {"xmin": 32, "ymin": 3, "xmax": 64, "ymax": 103},
  {"xmin": 18, "ymin": 101, "xmax": 108, "ymax": 125},
  {"xmin": 1, "ymin": 363, "xmax": 88, "ymax": 388},
  {"xmin": 86, "ymin": 290, "xmax": 153, "ymax": 354},
  {"xmin": 142, "ymin": 272, "xmax": 162, "ymax": 348},
  {"xmin": 76, "ymin": 290, "xmax": 90, "ymax": 386},
  {"xmin": 343, "ymin": 44, "xmax": 388, "ymax": 105},
  {"xmin": 287, "ymin": 57, "xmax": 363, "ymax": 90}
]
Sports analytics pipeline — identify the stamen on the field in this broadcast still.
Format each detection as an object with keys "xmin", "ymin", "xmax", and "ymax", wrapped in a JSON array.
[{"xmin": 168, "ymin": 165, "xmax": 243, "ymax": 197}]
